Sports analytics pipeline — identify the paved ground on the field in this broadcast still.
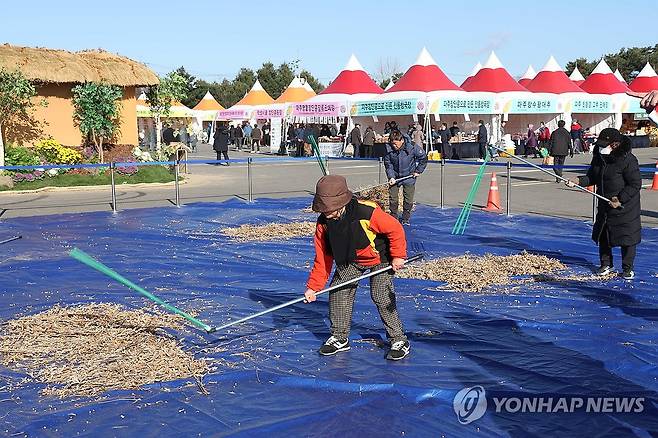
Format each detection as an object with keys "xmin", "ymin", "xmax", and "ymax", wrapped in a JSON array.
[{"xmin": 1, "ymin": 143, "xmax": 657, "ymax": 227}]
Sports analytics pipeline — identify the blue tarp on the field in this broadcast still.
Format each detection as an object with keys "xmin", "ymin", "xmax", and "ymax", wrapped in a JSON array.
[{"xmin": 1, "ymin": 198, "xmax": 657, "ymax": 437}]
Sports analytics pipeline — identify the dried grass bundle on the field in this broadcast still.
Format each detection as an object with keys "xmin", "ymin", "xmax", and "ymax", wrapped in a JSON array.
[
  {"xmin": 398, "ymin": 252, "xmax": 567, "ymax": 292},
  {"xmin": 222, "ymin": 221, "xmax": 316, "ymax": 241},
  {"xmin": 0, "ymin": 303, "xmax": 208, "ymax": 398}
]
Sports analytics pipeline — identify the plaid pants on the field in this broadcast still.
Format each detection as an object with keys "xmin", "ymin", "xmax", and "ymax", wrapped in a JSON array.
[{"xmin": 328, "ymin": 262, "xmax": 407, "ymax": 343}]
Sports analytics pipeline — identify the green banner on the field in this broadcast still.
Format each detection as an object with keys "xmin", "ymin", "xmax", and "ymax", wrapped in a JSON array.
[
  {"xmin": 351, "ymin": 98, "xmax": 419, "ymax": 116},
  {"xmin": 432, "ymin": 98, "xmax": 494, "ymax": 114}
]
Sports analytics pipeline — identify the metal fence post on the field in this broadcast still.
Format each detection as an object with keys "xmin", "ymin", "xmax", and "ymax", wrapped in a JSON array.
[
  {"xmin": 110, "ymin": 162, "xmax": 117, "ymax": 213},
  {"xmin": 440, "ymin": 158, "xmax": 445, "ymax": 209},
  {"xmin": 324, "ymin": 156, "xmax": 329, "ymax": 174},
  {"xmin": 378, "ymin": 157, "xmax": 383, "ymax": 184},
  {"xmin": 506, "ymin": 160, "xmax": 512, "ymax": 217},
  {"xmin": 247, "ymin": 157, "xmax": 253, "ymax": 203},
  {"xmin": 174, "ymin": 160, "xmax": 181, "ymax": 208}
]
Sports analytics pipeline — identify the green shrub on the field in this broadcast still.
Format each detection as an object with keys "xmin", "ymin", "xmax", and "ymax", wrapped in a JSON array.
[{"xmin": 5, "ymin": 144, "xmax": 40, "ymax": 168}]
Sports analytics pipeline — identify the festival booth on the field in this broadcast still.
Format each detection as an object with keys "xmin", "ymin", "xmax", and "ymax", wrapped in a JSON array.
[
  {"xmin": 301, "ymin": 54, "xmax": 383, "ymax": 156},
  {"xmin": 353, "ymin": 47, "xmax": 468, "ymax": 158},
  {"xmin": 518, "ymin": 65, "xmax": 536, "ymax": 88},
  {"xmin": 621, "ymin": 62, "xmax": 658, "ymax": 147},
  {"xmin": 575, "ymin": 59, "xmax": 629, "ymax": 134},
  {"xmin": 460, "ymin": 61, "xmax": 482, "ymax": 89},
  {"xmin": 270, "ymin": 77, "xmax": 318, "ymax": 154},
  {"xmin": 193, "ymin": 91, "xmax": 224, "ymax": 136},
  {"xmin": 455, "ymin": 51, "xmax": 536, "ymax": 158},
  {"xmin": 136, "ymin": 92, "xmax": 197, "ymax": 149}
]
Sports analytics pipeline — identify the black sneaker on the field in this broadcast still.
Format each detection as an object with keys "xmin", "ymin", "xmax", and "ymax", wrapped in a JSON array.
[
  {"xmin": 401, "ymin": 219, "xmax": 411, "ymax": 226},
  {"xmin": 596, "ymin": 265, "xmax": 613, "ymax": 276},
  {"xmin": 621, "ymin": 270, "xmax": 635, "ymax": 280},
  {"xmin": 319, "ymin": 336, "xmax": 350, "ymax": 356},
  {"xmin": 386, "ymin": 340, "xmax": 410, "ymax": 361}
]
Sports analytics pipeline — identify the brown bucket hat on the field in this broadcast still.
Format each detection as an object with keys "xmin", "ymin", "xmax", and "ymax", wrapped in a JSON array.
[{"xmin": 312, "ymin": 175, "xmax": 353, "ymax": 213}]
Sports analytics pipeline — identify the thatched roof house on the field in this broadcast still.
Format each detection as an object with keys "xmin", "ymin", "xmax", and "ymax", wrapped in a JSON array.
[{"xmin": 0, "ymin": 44, "xmax": 159, "ymax": 146}]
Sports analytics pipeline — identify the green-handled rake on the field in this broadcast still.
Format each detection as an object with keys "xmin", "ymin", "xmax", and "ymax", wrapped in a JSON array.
[
  {"xmin": 307, "ymin": 135, "xmax": 328, "ymax": 176},
  {"xmin": 451, "ymin": 154, "xmax": 490, "ymax": 235}
]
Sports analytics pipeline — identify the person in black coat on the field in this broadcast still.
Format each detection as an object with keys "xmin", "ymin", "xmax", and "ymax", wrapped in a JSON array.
[
  {"xmin": 549, "ymin": 120, "xmax": 573, "ymax": 182},
  {"xmin": 567, "ymin": 128, "xmax": 642, "ymax": 279},
  {"xmin": 213, "ymin": 122, "xmax": 230, "ymax": 165},
  {"xmin": 477, "ymin": 120, "xmax": 488, "ymax": 161},
  {"xmin": 437, "ymin": 123, "xmax": 451, "ymax": 159}
]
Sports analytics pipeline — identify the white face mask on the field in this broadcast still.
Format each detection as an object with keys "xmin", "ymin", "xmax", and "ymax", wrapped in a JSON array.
[{"xmin": 599, "ymin": 145, "xmax": 612, "ymax": 155}]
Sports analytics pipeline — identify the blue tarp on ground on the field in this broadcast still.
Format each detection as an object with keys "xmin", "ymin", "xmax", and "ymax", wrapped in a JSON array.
[{"xmin": 1, "ymin": 198, "xmax": 658, "ymax": 437}]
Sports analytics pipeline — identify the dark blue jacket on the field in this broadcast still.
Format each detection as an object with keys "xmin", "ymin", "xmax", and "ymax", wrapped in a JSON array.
[{"xmin": 384, "ymin": 134, "xmax": 428, "ymax": 186}]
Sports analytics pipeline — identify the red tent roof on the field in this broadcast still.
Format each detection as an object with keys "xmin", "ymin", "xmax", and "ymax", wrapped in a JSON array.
[
  {"xmin": 579, "ymin": 60, "xmax": 630, "ymax": 94},
  {"xmin": 386, "ymin": 47, "xmax": 460, "ymax": 93},
  {"xmin": 525, "ymin": 56, "xmax": 583, "ymax": 94},
  {"xmin": 629, "ymin": 62, "xmax": 658, "ymax": 92},
  {"xmin": 462, "ymin": 52, "xmax": 527, "ymax": 92},
  {"xmin": 518, "ymin": 65, "xmax": 536, "ymax": 88},
  {"xmin": 460, "ymin": 62, "xmax": 481, "ymax": 89},
  {"xmin": 569, "ymin": 67, "xmax": 585, "ymax": 86},
  {"xmin": 319, "ymin": 54, "xmax": 382, "ymax": 95}
]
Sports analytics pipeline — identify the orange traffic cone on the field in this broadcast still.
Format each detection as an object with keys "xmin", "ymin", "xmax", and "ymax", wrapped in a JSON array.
[
  {"xmin": 650, "ymin": 161, "xmax": 658, "ymax": 191},
  {"xmin": 483, "ymin": 172, "xmax": 502, "ymax": 212}
]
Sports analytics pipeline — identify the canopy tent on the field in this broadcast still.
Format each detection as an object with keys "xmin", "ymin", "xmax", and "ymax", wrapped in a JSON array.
[
  {"xmin": 218, "ymin": 79, "xmax": 276, "ymax": 121},
  {"xmin": 629, "ymin": 62, "xmax": 658, "ymax": 92},
  {"xmin": 518, "ymin": 65, "xmax": 537, "ymax": 87},
  {"xmin": 306, "ymin": 54, "xmax": 382, "ymax": 103},
  {"xmin": 193, "ymin": 91, "xmax": 224, "ymax": 122},
  {"xmin": 525, "ymin": 56, "xmax": 584, "ymax": 94},
  {"xmin": 384, "ymin": 80, "xmax": 395, "ymax": 91},
  {"xmin": 387, "ymin": 47, "xmax": 461, "ymax": 96},
  {"xmin": 275, "ymin": 77, "xmax": 316, "ymax": 103},
  {"xmin": 569, "ymin": 67, "xmax": 586, "ymax": 86},
  {"xmin": 579, "ymin": 59, "xmax": 630, "ymax": 94},
  {"xmin": 462, "ymin": 51, "xmax": 528, "ymax": 93},
  {"xmin": 136, "ymin": 92, "xmax": 196, "ymax": 118},
  {"xmin": 460, "ymin": 61, "xmax": 482, "ymax": 89},
  {"xmin": 614, "ymin": 68, "xmax": 627, "ymax": 84}
]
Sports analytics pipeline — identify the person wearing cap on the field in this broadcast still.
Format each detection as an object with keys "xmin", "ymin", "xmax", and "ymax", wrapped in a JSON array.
[
  {"xmin": 566, "ymin": 128, "xmax": 642, "ymax": 279},
  {"xmin": 383, "ymin": 129, "xmax": 428, "ymax": 225},
  {"xmin": 304, "ymin": 175, "xmax": 411, "ymax": 360}
]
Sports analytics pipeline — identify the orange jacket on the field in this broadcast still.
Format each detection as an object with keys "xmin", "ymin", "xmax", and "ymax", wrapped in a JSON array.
[{"xmin": 306, "ymin": 200, "xmax": 407, "ymax": 291}]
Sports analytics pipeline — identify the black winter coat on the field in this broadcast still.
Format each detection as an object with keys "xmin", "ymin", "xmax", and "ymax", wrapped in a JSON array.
[
  {"xmin": 477, "ymin": 125, "xmax": 488, "ymax": 145},
  {"xmin": 213, "ymin": 127, "xmax": 230, "ymax": 152},
  {"xmin": 578, "ymin": 139, "xmax": 642, "ymax": 247},
  {"xmin": 549, "ymin": 127, "xmax": 572, "ymax": 157}
]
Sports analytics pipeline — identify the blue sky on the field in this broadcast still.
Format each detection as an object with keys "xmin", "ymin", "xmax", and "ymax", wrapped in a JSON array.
[{"xmin": 2, "ymin": 0, "xmax": 657, "ymax": 84}]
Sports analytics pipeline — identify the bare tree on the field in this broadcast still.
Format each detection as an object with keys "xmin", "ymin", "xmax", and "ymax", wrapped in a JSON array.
[{"xmin": 374, "ymin": 57, "xmax": 402, "ymax": 85}]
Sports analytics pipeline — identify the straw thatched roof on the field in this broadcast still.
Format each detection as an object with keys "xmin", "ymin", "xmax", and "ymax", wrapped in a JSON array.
[{"xmin": 0, "ymin": 44, "xmax": 159, "ymax": 86}]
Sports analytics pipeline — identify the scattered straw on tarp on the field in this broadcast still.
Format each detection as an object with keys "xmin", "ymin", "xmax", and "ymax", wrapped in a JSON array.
[
  {"xmin": 397, "ymin": 252, "xmax": 567, "ymax": 292},
  {"xmin": 0, "ymin": 303, "xmax": 209, "ymax": 398},
  {"xmin": 222, "ymin": 221, "xmax": 316, "ymax": 241}
]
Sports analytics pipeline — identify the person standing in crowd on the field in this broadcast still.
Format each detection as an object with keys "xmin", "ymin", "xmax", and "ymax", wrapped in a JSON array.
[
  {"xmin": 286, "ymin": 123, "xmax": 296, "ymax": 155},
  {"xmin": 477, "ymin": 120, "xmax": 488, "ymax": 162},
  {"xmin": 437, "ymin": 123, "xmax": 451, "ymax": 159},
  {"xmin": 566, "ymin": 128, "xmax": 641, "ymax": 280},
  {"xmin": 329, "ymin": 123, "xmax": 338, "ymax": 137},
  {"xmin": 162, "ymin": 123, "xmax": 175, "ymax": 146},
  {"xmin": 450, "ymin": 121, "xmax": 460, "ymax": 138},
  {"xmin": 262, "ymin": 122, "xmax": 271, "ymax": 148},
  {"xmin": 242, "ymin": 122, "xmax": 252, "ymax": 150},
  {"xmin": 320, "ymin": 124, "xmax": 331, "ymax": 137},
  {"xmin": 350, "ymin": 123, "xmax": 363, "ymax": 157},
  {"xmin": 411, "ymin": 122, "xmax": 424, "ymax": 147},
  {"xmin": 303, "ymin": 175, "xmax": 411, "ymax": 360},
  {"xmin": 538, "ymin": 121, "xmax": 551, "ymax": 152},
  {"xmin": 212, "ymin": 122, "xmax": 230, "ymax": 164},
  {"xmin": 251, "ymin": 124, "xmax": 262, "ymax": 153},
  {"xmin": 524, "ymin": 123, "xmax": 539, "ymax": 158},
  {"xmin": 384, "ymin": 122, "xmax": 392, "ymax": 135},
  {"xmin": 549, "ymin": 120, "xmax": 573, "ymax": 183},
  {"xmin": 570, "ymin": 119, "xmax": 584, "ymax": 154},
  {"xmin": 236, "ymin": 124, "xmax": 245, "ymax": 149},
  {"xmin": 384, "ymin": 129, "xmax": 428, "ymax": 225},
  {"xmin": 362, "ymin": 126, "xmax": 375, "ymax": 158}
]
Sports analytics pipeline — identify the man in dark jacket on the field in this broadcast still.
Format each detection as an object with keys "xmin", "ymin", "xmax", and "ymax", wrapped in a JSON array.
[
  {"xmin": 567, "ymin": 128, "xmax": 642, "ymax": 279},
  {"xmin": 384, "ymin": 129, "xmax": 428, "ymax": 225},
  {"xmin": 477, "ymin": 120, "xmax": 488, "ymax": 161},
  {"xmin": 350, "ymin": 124, "xmax": 363, "ymax": 157},
  {"xmin": 362, "ymin": 126, "xmax": 375, "ymax": 158},
  {"xmin": 212, "ymin": 122, "xmax": 230, "ymax": 164},
  {"xmin": 437, "ymin": 123, "xmax": 451, "ymax": 159},
  {"xmin": 549, "ymin": 120, "xmax": 573, "ymax": 182}
]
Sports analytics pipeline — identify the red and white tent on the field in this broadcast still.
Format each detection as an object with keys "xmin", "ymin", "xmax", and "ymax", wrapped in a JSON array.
[
  {"xmin": 525, "ymin": 56, "xmax": 584, "ymax": 94},
  {"xmin": 614, "ymin": 68, "xmax": 627, "ymax": 84},
  {"xmin": 569, "ymin": 67, "xmax": 585, "ymax": 86},
  {"xmin": 461, "ymin": 51, "xmax": 528, "ymax": 93},
  {"xmin": 629, "ymin": 62, "xmax": 658, "ymax": 92},
  {"xmin": 386, "ymin": 47, "xmax": 461, "ymax": 96},
  {"xmin": 384, "ymin": 80, "xmax": 395, "ymax": 91},
  {"xmin": 306, "ymin": 54, "xmax": 382, "ymax": 103},
  {"xmin": 518, "ymin": 65, "xmax": 536, "ymax": 88},
  {"xmin": 579, "ymin": 59, "xmax": 630, "ymax": 94},
  {"xmin": 460, "ymin": 61, "xmax": 482, "ymax": 89}
]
